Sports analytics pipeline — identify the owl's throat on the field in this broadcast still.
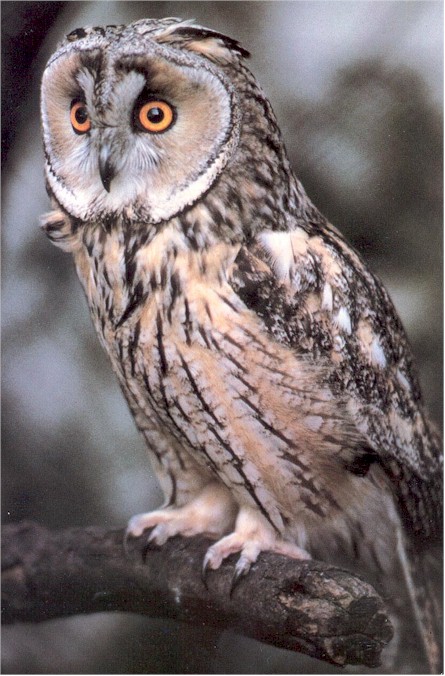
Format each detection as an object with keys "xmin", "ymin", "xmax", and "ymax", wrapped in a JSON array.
[{"xmin": 73, "ymin": 217, "xmax": 241, "ymax": 345}]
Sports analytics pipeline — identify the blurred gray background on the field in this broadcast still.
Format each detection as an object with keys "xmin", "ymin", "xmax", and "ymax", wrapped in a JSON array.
[{"xmin": 2, "ymin": 1, "xmax": 442, "ymax": 673}]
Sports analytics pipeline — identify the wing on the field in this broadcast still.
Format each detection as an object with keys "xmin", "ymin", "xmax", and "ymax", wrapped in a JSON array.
[{"xmin": 229, "ymin": 218, "xmax": 442, "ymax": 540}]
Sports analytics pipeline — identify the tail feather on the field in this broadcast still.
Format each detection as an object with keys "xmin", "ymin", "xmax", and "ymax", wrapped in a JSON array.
[{"xmin": 396, "ymin": 526, "xmax": 443, "ymax": 673}]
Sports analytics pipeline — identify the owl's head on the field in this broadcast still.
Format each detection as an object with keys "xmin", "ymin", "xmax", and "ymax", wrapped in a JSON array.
[{"xmin": 41, "ymin": 18, "xmax": 255, "ymax": 226}]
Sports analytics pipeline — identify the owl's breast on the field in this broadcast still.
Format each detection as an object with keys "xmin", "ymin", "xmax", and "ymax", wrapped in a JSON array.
[
  {"xmin": 129, "ymin": 268, "xmax": 376, "ymax": 538},
  {"xmin": 73, "ymin": 226, "xmax": 379, "ymax": 543}
]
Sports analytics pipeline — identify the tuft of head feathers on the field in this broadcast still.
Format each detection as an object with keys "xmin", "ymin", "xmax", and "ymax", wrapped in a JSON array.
[
  {"xmin": 63, "ymin": 18, "xmax": 250, "ymax": 65},
  {"xmin": 156, "ymin": 23, "xmax": 250, "ymax": 62}
]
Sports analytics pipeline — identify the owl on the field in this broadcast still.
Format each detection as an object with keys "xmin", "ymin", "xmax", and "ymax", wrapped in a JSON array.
[{"xmin": 40, "ymin": 18, "xmax": 441, "ymax": 670}]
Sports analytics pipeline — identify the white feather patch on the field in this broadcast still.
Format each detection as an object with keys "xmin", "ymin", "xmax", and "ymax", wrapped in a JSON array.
[
  {"xmin": 334, "ymin": 307, "xmax": 352, "ymax": 334},
  {"xmin": 258, "ymin": 229, "xmax": 309, "ymax": 282},
  {"xmin": 304, "ymin": 415, "xmax": 323, "ymax": 432},
  {"xmin": 321, "ymin": 282, "xmax": 333, "ymax": 312},
  {"xmin": 396, "ymin": 369, "xmax": 411, "ymax": 391},
  {"xmin": 370, "ymin": 336, "xmax": 387, "ymax": 368}
]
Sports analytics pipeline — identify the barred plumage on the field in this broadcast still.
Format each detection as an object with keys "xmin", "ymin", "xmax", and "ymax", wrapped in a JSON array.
[{"xmin": 41, "ymin": 18, "xmax": 442, "ymax": 671}]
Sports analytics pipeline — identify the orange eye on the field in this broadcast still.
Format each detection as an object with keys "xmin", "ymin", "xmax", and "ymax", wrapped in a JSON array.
[
  {"xmin": 136, "ymin": 100, "xmax": 174, "ymax": 133},
  {"xmin": 70, "ymin": 100, "xmax": 91, "ymax": 134}
]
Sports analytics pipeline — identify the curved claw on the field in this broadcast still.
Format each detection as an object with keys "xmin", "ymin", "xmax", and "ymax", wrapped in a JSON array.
[
  {"xmin": 201, "ymin": 547, "xmax": 222, "ymax": 590},
  {"xmin": 201, "ymin": 557, "xmax": 210, "ymax": 591},
  {"xmin": 123, "ymin": 528, "xmax": 133, "ymax": 558},
  {"xmin": 141, "ymin": 528, "xmax": 163, "ymax": 560},
  {"xmin": 230, "ymin": 555, "xmax": 252, "ymax": 596}
]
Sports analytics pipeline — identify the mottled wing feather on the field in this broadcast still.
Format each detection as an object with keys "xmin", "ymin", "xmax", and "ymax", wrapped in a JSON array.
[{"xmin": 229, "ymin": 222, "xmax": 442, "ymax": 540}]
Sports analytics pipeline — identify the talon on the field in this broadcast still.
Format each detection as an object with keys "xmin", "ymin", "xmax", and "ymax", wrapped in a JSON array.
[
  {"xmin": 230, "ymin": 555, "xmax": 251, "ymax": 596},
  {"xmin": 123, "ymin": 529, "xmax": 132, "ymax": 558},
  {"xmin": 147, "ymin": 525, "xmax": 168, "ymax": 546},
  {"xmin": 201, "ymin": 557, "xmax": 211, "ymax": 590},
  {"xmin": 201, "ymin": 546, "xmax": 224, "ymax": 589},
  {"xmin": 147, "ymin": 528, "xmax": 159, "ymax": 545},
  {"xmin": 141, "ymin": 528, "xmax": 162, "ymax": 560}
]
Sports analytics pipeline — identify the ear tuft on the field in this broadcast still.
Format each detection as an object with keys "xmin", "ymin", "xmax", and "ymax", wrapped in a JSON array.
[{"xmin": 158, "ymin": 24, "xmax": 250, "ymax": 63}]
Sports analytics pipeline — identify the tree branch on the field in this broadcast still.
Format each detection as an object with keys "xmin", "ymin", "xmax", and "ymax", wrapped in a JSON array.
[{"xmin": 2, "ymin": 521, "xmax": 392, "ymax": 668}]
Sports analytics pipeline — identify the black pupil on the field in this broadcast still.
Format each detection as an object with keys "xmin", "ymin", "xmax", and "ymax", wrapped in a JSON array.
[
  {"xmin": 146, "ymin": 106, "xmax": 164, "ymax": 124},
  {"xmin": 75, "ymin": 106, "xmax": 88, "ymax": 124}
]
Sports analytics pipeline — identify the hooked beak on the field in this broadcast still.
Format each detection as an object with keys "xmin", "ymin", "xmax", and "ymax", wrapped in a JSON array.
[{"xmin": 98, "ymin": 145, "xmax": 116, "ymax": 193}]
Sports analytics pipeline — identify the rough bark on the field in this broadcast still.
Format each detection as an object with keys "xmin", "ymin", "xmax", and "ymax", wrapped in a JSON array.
[{"xmin": 2, "ymin": 521, "xmax": 393, "ymax": 668}]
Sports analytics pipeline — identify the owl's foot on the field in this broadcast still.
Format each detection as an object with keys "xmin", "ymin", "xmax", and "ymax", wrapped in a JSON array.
[
  {"xmin": 125, "ymin": 482, "xmax": 237, "ymax": 548},
  {"xmin": 202, "ymin": 505, "xmax": 310, "ymax": 592}
]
